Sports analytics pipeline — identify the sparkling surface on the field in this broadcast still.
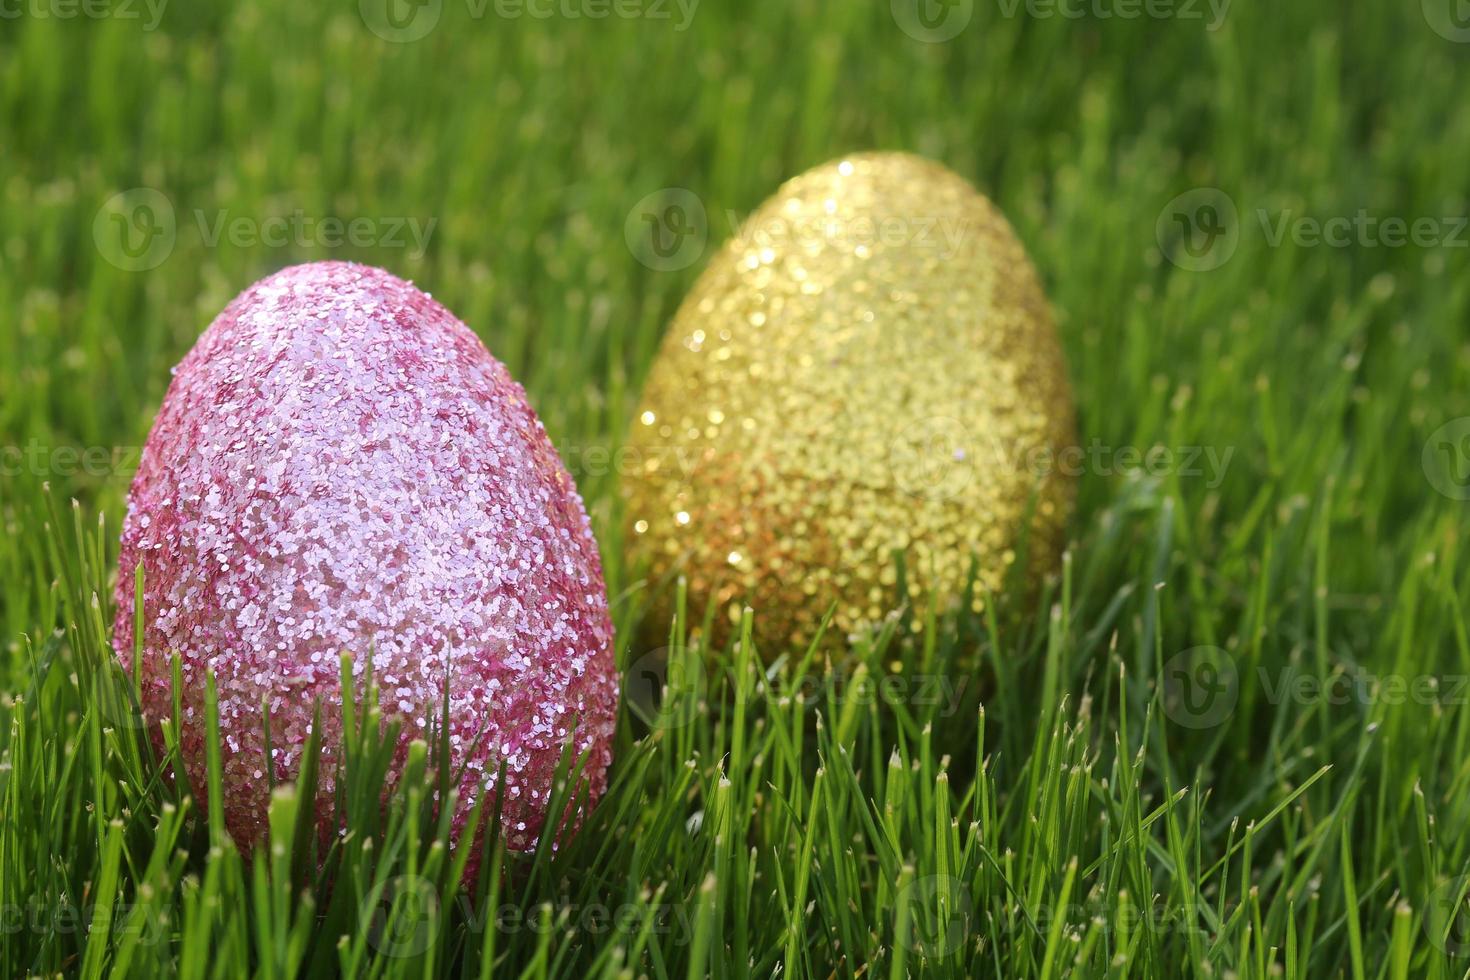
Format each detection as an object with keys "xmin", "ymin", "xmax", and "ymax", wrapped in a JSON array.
[
  {"xmin": 624, "ymin": 152, "xmax": 1075, "ymax": 649},
  {"xmin": 113, "ymin": 261, "xmax": 617, "ymax": 854}
]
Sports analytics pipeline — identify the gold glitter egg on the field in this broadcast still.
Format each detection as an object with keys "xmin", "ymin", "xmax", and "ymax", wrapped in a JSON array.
[{"xmin": 624, "ymin": 152, "xmax": 1076, "ymax": 650}]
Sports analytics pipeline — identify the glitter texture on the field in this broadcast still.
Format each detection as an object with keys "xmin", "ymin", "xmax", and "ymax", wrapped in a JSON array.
[
  {"xmin": 624, "ymin": 152, "xmax": 1075, "ymax": 649},
  {"xmin": 113, "ymin": 261, "xmax": 618, "ymax": 854}
]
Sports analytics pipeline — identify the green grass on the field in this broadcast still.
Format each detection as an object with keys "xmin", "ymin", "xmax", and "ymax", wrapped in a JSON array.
[{"xmin": 3, "ymin": 1, "xmax": 1470, "ymax": 976}]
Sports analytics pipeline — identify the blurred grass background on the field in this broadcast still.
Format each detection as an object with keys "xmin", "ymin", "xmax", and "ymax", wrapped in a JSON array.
[{"xmin": 2, "ymin": 0, "xmax": 1470, "ymax": 976}]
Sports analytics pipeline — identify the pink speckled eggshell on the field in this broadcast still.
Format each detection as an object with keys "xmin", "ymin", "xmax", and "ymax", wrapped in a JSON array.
[{"xmin": 113, "ymin": 261, "xmax": 618, "ymax": 855}]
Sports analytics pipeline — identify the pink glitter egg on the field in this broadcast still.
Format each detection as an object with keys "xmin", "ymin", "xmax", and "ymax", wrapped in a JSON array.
[{"xmin": 113, "ymin": 261, "xmax": 618, "ymax": 855}]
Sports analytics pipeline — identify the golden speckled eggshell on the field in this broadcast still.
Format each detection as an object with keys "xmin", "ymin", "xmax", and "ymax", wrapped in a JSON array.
[{"xmin": 624, "ymin": 151, "xmax": 1075, "ymax": 650}]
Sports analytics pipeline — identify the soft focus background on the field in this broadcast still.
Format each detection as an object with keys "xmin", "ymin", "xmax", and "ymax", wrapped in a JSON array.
[{"xmin": 2, "ymin": 2, "xmax": 1469, "ymax": 977}]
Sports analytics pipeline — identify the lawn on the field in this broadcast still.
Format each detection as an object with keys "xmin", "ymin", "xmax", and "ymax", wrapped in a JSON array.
[{"xmin": 2, "ymin": 0, "xmax": 1469, "ymax": 976}]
